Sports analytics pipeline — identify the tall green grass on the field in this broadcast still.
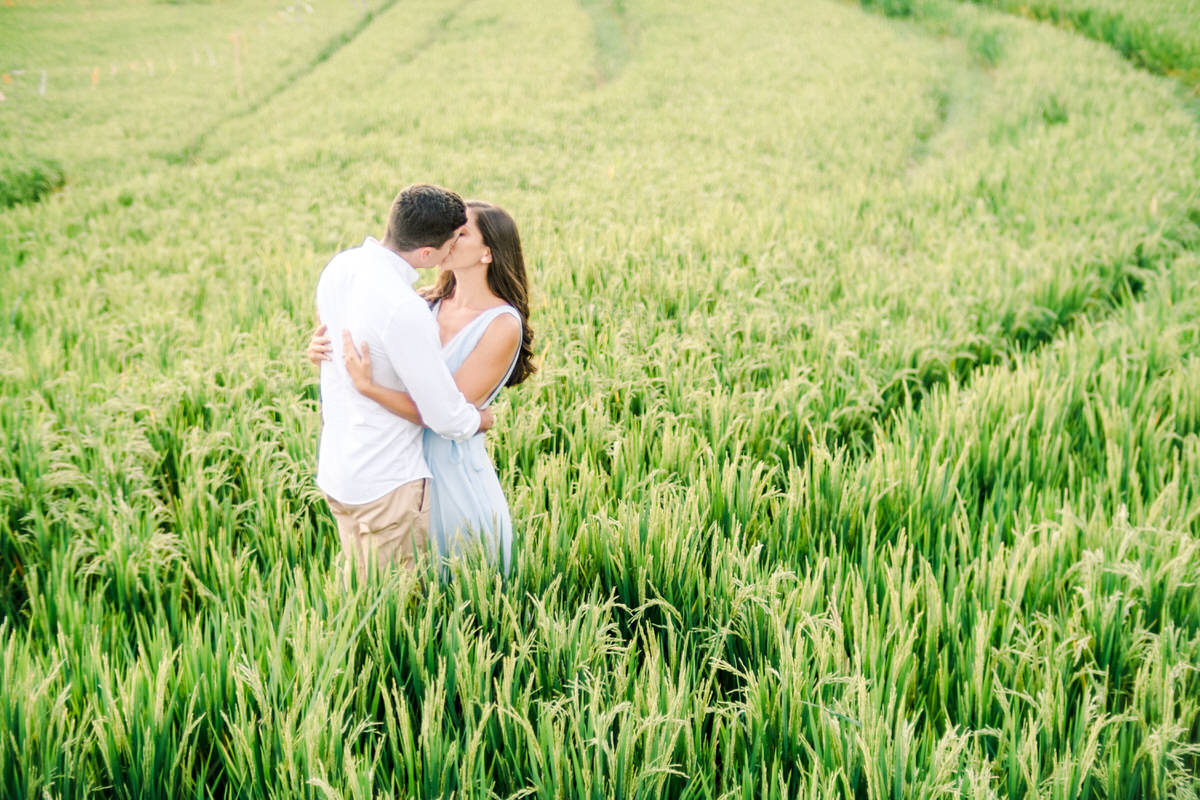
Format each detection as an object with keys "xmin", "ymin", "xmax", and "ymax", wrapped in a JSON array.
[
  {"xmin": 952, "ymin": 0, "xmax": 1200, "ymax": 87},
  {"xmin": 0, "ymin": 0, "xmax": 394, "ymax": 178},
  {"xmin": 1, "ymin": 0, "xmax": 1198, "ymax": 796},
  {"xmin": 0, "ymin": 154, "xmax": 64, "ymax": 209}
]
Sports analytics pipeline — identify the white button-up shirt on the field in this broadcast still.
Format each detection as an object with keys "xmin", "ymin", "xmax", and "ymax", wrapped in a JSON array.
[{"xmin": 315, "ymin": 237, "xmax": 480, "ymax": 505}]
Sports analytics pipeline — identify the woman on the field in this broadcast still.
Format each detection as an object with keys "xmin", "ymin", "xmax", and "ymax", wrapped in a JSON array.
[{"xmin": 308, "ymin": 201, "xmax": 535, "ymax": 574}]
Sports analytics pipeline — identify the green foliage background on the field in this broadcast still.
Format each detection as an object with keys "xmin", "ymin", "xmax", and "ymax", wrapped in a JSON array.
[
  {"xmin": 1, "ymin": 0, "xmax": 1199, "ymax": 797},
  {"xmin": 954, "ymin": 0, "xmax": 1200, "ymax": 87}
]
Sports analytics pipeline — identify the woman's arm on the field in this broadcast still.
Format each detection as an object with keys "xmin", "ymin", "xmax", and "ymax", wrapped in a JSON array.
[
  {"xmin": 307, "ymin": 322, "xmax": 332, "ymax": 364},
  {"xmin": 449, "ymin": 314, "xmax": 522, "ymax": 406}
]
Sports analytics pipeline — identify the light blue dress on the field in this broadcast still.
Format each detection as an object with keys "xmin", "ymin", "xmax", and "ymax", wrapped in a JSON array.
[{"xmin": 423, "ymin": 302, "xmax": 521, "ymax": 575}]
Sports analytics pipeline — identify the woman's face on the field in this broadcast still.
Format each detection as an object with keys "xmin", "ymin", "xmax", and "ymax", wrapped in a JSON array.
[{"xmin": 444, "ymin": 209, "xmax": 490, "ymax": 272}]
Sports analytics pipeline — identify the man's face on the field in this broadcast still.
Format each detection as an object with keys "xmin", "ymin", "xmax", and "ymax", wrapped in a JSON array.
[{"xmin": 417, "ymin": 224, "xmax": 466, "ymax": 269}]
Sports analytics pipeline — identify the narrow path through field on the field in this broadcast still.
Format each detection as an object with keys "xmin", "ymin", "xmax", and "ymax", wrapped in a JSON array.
[
  {"xmin": 577, "ymin": 0, "xmax": 637, "ymax": 86},
  {"xmin": 168, "ymin": 0, "xmax": 474, "ymax": 165}
]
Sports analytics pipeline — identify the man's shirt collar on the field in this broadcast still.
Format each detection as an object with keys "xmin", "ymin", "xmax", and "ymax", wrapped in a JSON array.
[{"xmin": 363, "ymin": 236, "xmax": 417, "ymax": 286}]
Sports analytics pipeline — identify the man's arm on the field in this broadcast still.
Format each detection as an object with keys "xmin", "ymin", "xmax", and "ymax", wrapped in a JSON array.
[
  {"xmin": 346, "ymin": 315, "xmax": 518, "ymax": 404},
  {"xmin": 381, "ymin": 308, "xmax": 483, "ymax": 440},
  {"xmin": 353, "ymin": 381, "xmax": 494, "ymax": 432},
  {"xmin": 341, "ymin": 331, "xmax": 494, "ymax": 431}
]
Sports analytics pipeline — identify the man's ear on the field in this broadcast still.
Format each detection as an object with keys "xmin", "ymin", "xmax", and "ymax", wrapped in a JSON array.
[{"xmin": 416, "ymin": 245, "xmax": 434, "ymax": 267}]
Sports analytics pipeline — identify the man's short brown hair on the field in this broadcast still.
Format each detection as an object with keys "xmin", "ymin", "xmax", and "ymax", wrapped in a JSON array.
[{"xmin": 383, "ymin": 184, "xmax": 467, "ymax": 251}]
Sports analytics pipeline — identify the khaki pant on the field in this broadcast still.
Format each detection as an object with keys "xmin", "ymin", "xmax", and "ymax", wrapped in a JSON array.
[{"xmin": 326, "ymin": 479, "xmax": 430, "ymax": 582}]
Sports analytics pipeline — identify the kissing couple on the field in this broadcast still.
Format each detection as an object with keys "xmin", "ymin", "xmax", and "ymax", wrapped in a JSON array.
[{"xmin": 307, "ymin": 183, "xmax": 535, "ymax": 582}]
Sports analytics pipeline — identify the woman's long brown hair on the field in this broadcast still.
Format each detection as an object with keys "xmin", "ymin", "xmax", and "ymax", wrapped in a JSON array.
[{"xmin": 425, "ymin": 201, "xmax": 536, "ymax": 386}]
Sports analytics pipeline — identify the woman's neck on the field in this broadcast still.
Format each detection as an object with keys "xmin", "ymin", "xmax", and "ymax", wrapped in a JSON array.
[{"xmin": 445, "ymin": 268, "xmax": 498, "ymax": 311}]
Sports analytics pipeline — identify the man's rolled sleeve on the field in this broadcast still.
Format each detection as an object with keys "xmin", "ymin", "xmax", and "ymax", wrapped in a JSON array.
[{"xmin": 382, "ymin": 309, "xmax": 480, "ymax": 441}]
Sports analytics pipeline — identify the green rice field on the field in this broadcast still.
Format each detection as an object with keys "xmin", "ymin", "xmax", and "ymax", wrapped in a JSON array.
[
  {"xmin": 2, "ymin": 0, "xmax": 1199, "ymax": 796},
  {"xmin": 954, "ymin": 0, "xmax": 1200, "ymax": 86}
]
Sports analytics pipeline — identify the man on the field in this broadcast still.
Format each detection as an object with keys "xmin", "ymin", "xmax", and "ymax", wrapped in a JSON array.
[{"xmin": 315, "ymin": 183, "xmax": 493, "ymax": 580}]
